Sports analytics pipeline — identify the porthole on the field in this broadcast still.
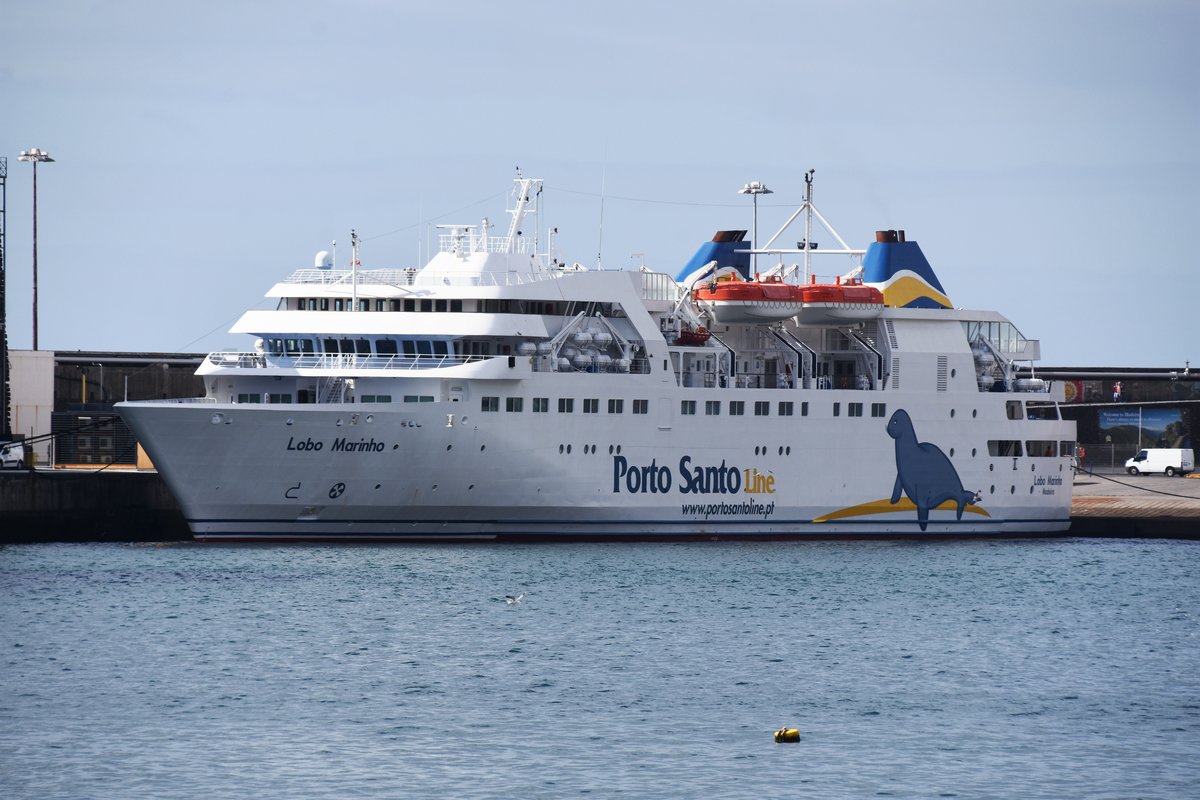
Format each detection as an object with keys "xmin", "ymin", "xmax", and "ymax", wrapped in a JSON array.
[
  {"xmin": 285, "ymin": 418, "xmax": 294, "ymax": 426},
  {"xmin": 972, "ymin": 448, "xmax": 977, "ymax": 457},
  {"xmin": 446, "ymin": 445, "xmax": 452, "ymax": 451},
  {"xmin": 558, "ymin": 444, "xmax": 564, "ymax": 454},
  {"xmin": 336, "ymin": 419, "xmax": 343, "ymax": 427},
  {"xmin": 365, "ymin": 414, "xmax": 374, "ymax": 424},
  {"xmin": 609, "ymin": 445, "xmax": 614, "ymax": 455},
  {"xmin": 1010, "ymin": 486, "xmax": 1016, "ymax": 494},
  {"xmin": 951, "ymin": 368, "xmax": 957, "ymax": 378},
  {"xmin": 949, "ymin": 448, "xmax": 955, "ymax": 457},
  {"xmin": 990, "ymin": 485, "xmax": 995, "ymax": 494},
  {"xmin": 786, "ymin": 446, "xmax": 791, "ymax": 455},
  {"xmin": 616, "ymin": 445, "xmax": 622, "ymax": 455},
  {"xmin": 972, "ymin": 409, "xmax": 977, "ymax": 418},
  {"xmin": 778, "ymin": 446, "xmax": 784, "ymax": 455},
  {"xmin": 468, "ymin": 484, "xmax": 475, "ymax": 491},
  {"xmin": 480, "ymin": 445, "xmax": 486, "ymax": 452},
  {"xmin": 989, "ymin": 463, "xmax": 994, "ymax": 471},
  {"xmin": 950, "ymin": 409, "xmax": 956, "ymax": 418},
  {"xmin": 567, "ymin": 444, "xmax": 572, "ymax": 454}
]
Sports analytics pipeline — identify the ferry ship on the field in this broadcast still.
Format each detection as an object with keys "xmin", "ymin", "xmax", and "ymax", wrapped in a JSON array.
[{"xmin": 117, "ymin": 171, "xmax": 1076, "ymax": 541}]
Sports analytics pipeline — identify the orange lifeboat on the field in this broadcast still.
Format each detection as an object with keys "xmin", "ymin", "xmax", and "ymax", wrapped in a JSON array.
[
  {"xmin": 794, "ymin": 278, "xmax": 884, "ymax": 325},
  {"xmin": 692, "ymin": 275, "xmax": 807, "ymax": 324}
]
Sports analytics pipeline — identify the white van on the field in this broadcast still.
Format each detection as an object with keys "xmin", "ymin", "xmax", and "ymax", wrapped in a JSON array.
[
  {"xmin": 0, "ymin": 440, "xmax": 27, "ymax": 470},
  {"xmin": 1124, "ymin": 448, "xmax": 1195, "ymax": 477}
]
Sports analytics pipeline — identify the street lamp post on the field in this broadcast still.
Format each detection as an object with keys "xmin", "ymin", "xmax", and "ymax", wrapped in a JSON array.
[
  {"xmin": 18, "ymin": 147, "xmax": 54, "ymax": 351},
  {"xmin": 737, "ymin": 180, "xmax": 772, "ymax": 274}
]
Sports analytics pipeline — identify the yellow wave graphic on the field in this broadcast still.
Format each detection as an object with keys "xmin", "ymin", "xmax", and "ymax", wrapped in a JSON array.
[
  {"xmin": 813, "ymin": 497, "xmax": 990, "ymax": 523},
  {"xmin": 875, "ymin": 273, "xmax": 953, "ymax": 309}
]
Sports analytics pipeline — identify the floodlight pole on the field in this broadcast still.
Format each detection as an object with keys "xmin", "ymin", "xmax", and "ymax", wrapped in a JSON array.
[
  {"xmin": 738, "ymin": 181, "xmax": 773, "ymax": 274},
  {"xmin": 18, "ymin": 148, "xmax": 54, "ymax": 351}
]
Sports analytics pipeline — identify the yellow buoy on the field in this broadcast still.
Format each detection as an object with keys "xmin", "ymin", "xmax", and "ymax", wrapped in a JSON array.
[{"xmin": 774, "ymin": 727, "xmax": 801, "ymax": 743}]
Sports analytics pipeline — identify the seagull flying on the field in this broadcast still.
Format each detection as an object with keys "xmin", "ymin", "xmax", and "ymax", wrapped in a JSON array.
[{"xmin": 505, "ymin": 594, "xmax": 524, "ymax": 605}]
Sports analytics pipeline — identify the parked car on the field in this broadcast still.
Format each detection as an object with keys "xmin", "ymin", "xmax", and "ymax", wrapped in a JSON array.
[
  {"xmin": 0, "ymin": 440, "xmax": 27, "ymax": 470},
  {"xmin": 1124, "ymin": 448, "xmax": 1195, "ymax": 477}
]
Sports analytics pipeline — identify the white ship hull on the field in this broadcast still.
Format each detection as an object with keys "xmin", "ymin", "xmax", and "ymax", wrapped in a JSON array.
[{"xmin": 121, "ymin": 386, "xmax": 1073, "ymax": 541}]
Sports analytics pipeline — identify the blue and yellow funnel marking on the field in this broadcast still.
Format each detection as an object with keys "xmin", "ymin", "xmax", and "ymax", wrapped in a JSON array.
[
  {"xmin": 862, "ymin": 233, "xmax": 953, "ymax": 309},
  {"xmin": 813, "ymin": 497, "xmax": 990, "ymax": 524}
]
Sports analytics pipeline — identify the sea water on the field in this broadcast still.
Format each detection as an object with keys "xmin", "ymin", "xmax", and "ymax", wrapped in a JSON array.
[{"xmin": 1, "ymin": 539, "xmax": 1198, "ymax": 799}]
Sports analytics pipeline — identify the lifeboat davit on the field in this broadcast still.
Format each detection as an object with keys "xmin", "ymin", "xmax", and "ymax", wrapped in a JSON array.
[
  {"xmin": 692, "ymin": 276, "xmax": 806, "ymax": 324},
  {"xmin": 793, "ymin": 280, "xmax": 884, "ymax": 326}
]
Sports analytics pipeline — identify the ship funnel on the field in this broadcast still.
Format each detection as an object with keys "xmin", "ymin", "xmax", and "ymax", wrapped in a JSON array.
[
  {"xmin": 863, "ymin": 231, "xmax": 952, "ymax": 309},
  {"xmin": 675, "ymin": 230, "xmax": 751, "ymax": 282}
]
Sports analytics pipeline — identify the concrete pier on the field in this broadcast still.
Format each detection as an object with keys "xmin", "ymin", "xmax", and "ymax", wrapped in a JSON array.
[{"xmin": 1070, "ymin": 471, "xmax": 1200, "ymax": 537}]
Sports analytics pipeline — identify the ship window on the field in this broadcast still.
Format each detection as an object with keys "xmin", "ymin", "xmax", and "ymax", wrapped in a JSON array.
[
  {"xmin": 778, "ymin": 402, "xmax": 794, "ymax": 417},
  {"xmin": 403, "ymin": 299, "xmax": 415, "ymax": 312},
  {"xmin": 871, "ymin": 402, "xmax": 886, "ymax": 418},
  {"xmin": 359, "ymin": 300, "xmax": 369, "ymax": 312},
  {"xmin": 987, "ymin": 440, "xmax": 1023, "ymax": 457},
  {"xmin": 1026, "ymin": 403, "xmax": 1059, "ymax": 420},
  {"xmin": 334, "ymin": 299, "xmax": 344, "ymax": 311},
  {"xmin": 754, "ymin": 401, "xmax": 769, "ymax": 417},
  {"xmin": 435, "ymin": 299, "xmax": 447, "ymax": 312},
  {"xmin": 361, "ymin": 395, "xmax": 392, "ymax": 403},
  {"xmin": 236, "ymin": 393, "xmax": 262, "ymax": 404},
  {"xmin": 375, "ymin": 299, "xmax": 385, "ymax": 311},
  {"xmin": 298, "ymin": 389, "xmax": 315, "ymax": 404},
  {"xmin": 533, "ymin": 397, "xmax": 549, "ymax": 413},
  {"xmin": 583, "ymin": 399, "xmax": 599, "ymax": 414},
  {"xmin": 848, "ymin": 403, "xmax": 864, "ymax": 417},
  {"xmin": 320, "ymin": 298, "xmax": 329, "ymax": 311},
  {"xmin": 832, "ymin": 402, "xmax": 840, "ymax": 417},
  {"xmin": 307, "ymin": 299, "xmax": 318, "ymax": 311},
  {"xmin": 705, "ymin": 401, "xmax": 720, "ymax": 416},
  {"xmin": 558, "ymin": 398, "xmax": 574, "ymax": 413},
  {"xmin": 451, "ymin": 300, "xmax": 463, "ymax": 312},
  {"xmin": 336, "ymin": 338, "xmax": 351, "ymax": 354},
  {"xmin": 323, "ymin": 338, "xmax": 338, "ymax": 354},
  {"xmin": 1006, "ymin": 401, "xmax": 1023, "ymax": 420},
  {"xmin": 433, "ymin": 341, "xmax": 448, "ymax": 357},
  {"xmin": 608, "ymin": 399, "xmax": 624, "ymax": 414},
  {"xmin": 481, "ymin": 396, "xmax": 499, "ymax": 412},
  {"xmin": 506, "ymin": 397, "xmax": 523, "ymax": 412},
  {"xmin": 417, "ymin": 341, "xmax": 433, "ymax": 357},
  {"xmin": 681, "ymin": 400, "xmax": 696, "ymax": 416},
  {"xmin": 1060, "ymin": 441, "xmax": 1076, "ymax": 456},
  {"xmin": 355, "ymin": 338, "xmax": 370, "ymax": 355},
  {"xmin": 390, "ymin": 299, "xmax": 401, "ymax": 311},
  {"xmin": 375, "ymin": 339, "xmax": 398, "ymax": 355},
  {"xmin": 633, "ymin": 399, "xmax": 649, "ymax": 415},
  {"xmin": 421, "ymin": 299, "xmax": 433, "ymax": 312},
  {"xmin": 267, "ymin": 393, "xmax": 292, "ymax": 404},
  {"xmin": 801, "ymin": 401, "xmax": 809, "ymax": 417},
  {"xmin": 729, "ymin": 401, "xmax": 745, "ymax": 416},
  {"xmin": 1028, "ymin": 440, "xmax": 1056, "ymax": 457}
]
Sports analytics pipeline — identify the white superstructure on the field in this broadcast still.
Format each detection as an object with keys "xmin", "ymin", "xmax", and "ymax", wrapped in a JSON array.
[{"xmin": 118, "ymin": 173, "xmax": 1075, "ymax": 541}]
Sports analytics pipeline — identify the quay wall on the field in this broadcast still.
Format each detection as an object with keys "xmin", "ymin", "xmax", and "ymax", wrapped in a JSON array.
[{"xmin": 0, "ymin": 470, "xmax": 189, "ymax": 542}]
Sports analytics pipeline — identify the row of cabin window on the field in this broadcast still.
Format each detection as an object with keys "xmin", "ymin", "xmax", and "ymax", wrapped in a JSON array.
[
  {"xmin": 479, "ymin": 398, "xmax": 887, "ymax": 419},
  {"xmin": 291, "ymin": 298, "xmax": 596, "ymax": 315},
  {"xmin": 234, "ymin": 393, "xmax": 434, "ymax": 404},
  {"xmin": 297, "ymin": 298, "xmax": 466, "ymax": 313},
  {"xmin": 263, "ymin": 338, "xmax": 456, "ymax": 357},
  {"xmin": 989, "ymin": 440, "xmax": 1073, "ymax": 457}
]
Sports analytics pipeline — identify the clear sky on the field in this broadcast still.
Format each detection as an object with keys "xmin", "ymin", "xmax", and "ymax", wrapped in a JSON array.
[{"xmin": 3, "ymin": 0, "xmax": 1197, "ymax": 367}]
